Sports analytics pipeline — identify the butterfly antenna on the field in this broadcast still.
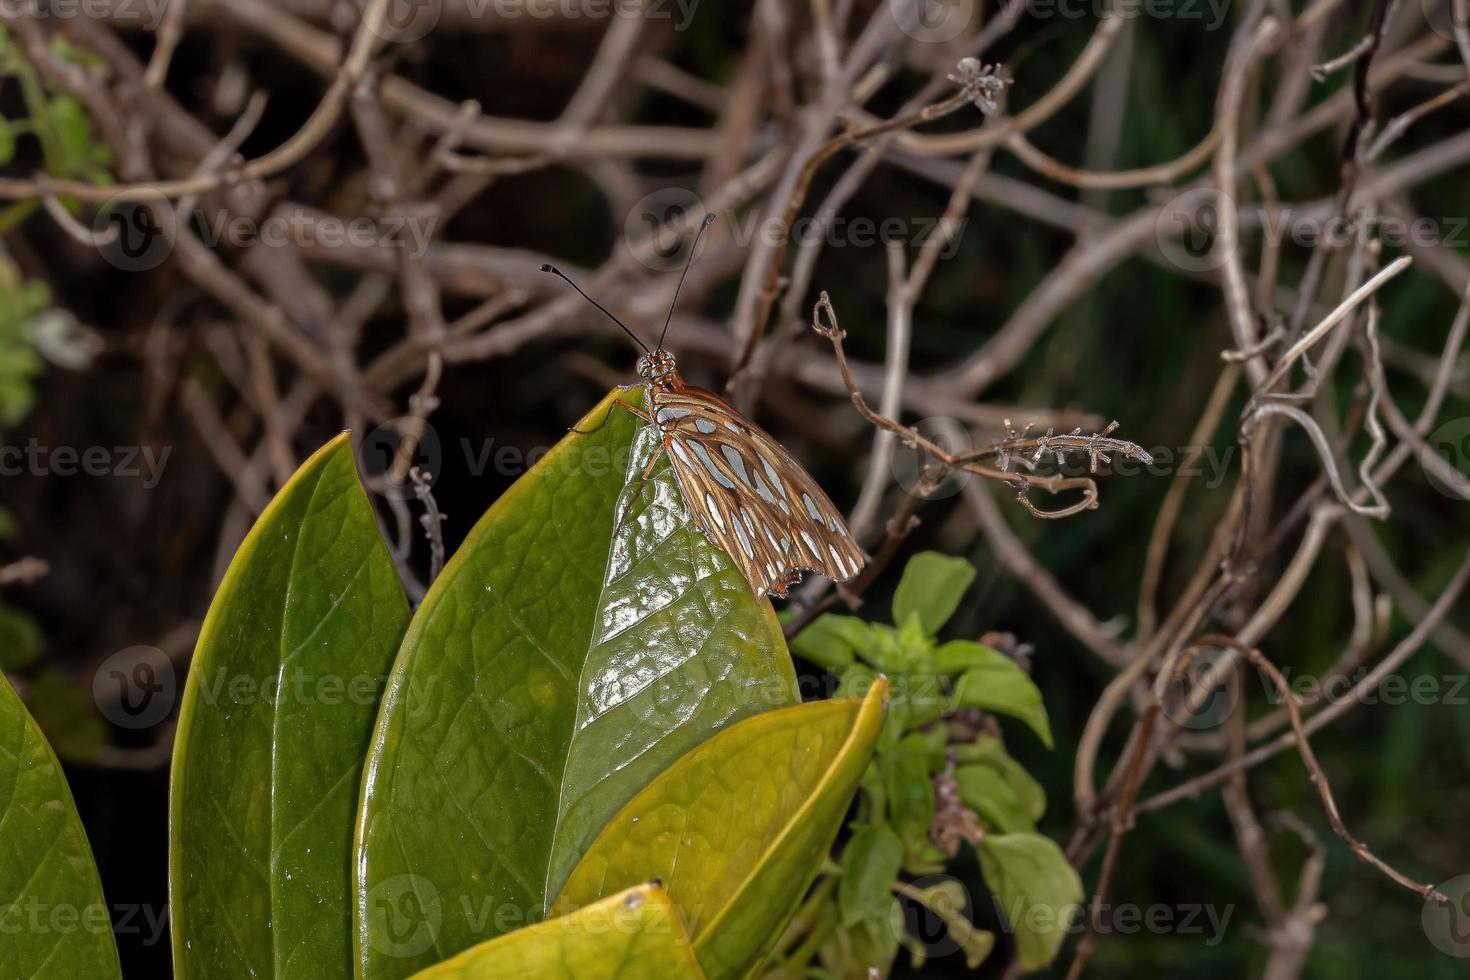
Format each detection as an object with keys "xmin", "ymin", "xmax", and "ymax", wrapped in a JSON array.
[
  {"xmin": 540, "ymin": 264, "xmax": 651, "ymax": 354},
  {"xmin": 657, "ymin": 211, "xmax": 716, "ymax": 351}
]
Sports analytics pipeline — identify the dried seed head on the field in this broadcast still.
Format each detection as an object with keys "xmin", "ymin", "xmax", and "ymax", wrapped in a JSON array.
[{"xmin": 948, "ymin": 58, "xmax": 1009, "ymax": 114}]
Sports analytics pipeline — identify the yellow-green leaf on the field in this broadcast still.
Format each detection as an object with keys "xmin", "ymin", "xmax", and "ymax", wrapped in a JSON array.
[
  {"xmin": 409, "ymin": 884, "xmax": 704, "ymax": 980},
  {"xmin": 0, "ymin": 671, "xmax": 121, "ymax": 978},
  {"xmin": 554, "ymin": 679, "xmax": 889, "ymax": 980},
  {"xmin": 170, "ymin": 434, "xmax": 411, "ymax": 978},
  {"xmin": 355, "ymin": 389, "xmax": 797, "ymax": 977}
]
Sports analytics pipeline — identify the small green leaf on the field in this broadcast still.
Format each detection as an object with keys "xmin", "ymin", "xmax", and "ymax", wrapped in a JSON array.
[
  {"xmin": 788, "ymin": 614, "xmax": 877, "ymax": 671},
  {"xmin": 979, "ymin": 833, "xmax": 1083, "ymax": 970},
  {"xmin": 410, "ymin": 884, "xmax": 705, "ymax": 980},
  {"xmin": 554, "ymin": 681, "xmax": 888, "ymax": 980},
  {"xmin": 171, "ymin": 434, "xmax": 411, "ymax": 978},
  {"xmin": 892, "ymin": 552, "xmax": 976, "ymax": 634},
  {"xmin": 953, "ymin": 765, "xmax": 1034, "ymax": 834},
  {"xmin": 0, "ymin": 671, "xmax": 122, "ymax": 978},
  {"xmin": 946, "ymin": 642, "xmax": 1053, "ymax": 748},
  {"xmin": 0, "ymin": 603, "xmax": 42, "ymax": 670},
  {"xmin": 838, "ymin": 824, "xmax": 903, "ymax": 926},
  {"xmin": 23, "ymin": 669, "xmax": 105, "ymax": 762},
  {"xmin": 953, "ymin": 736, "xmax": 1045, "ymax": 821}
]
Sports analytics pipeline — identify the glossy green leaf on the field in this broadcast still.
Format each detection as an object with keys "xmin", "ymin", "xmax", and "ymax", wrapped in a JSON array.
[
  {"xmin": 554, "ymin": 680, "xmax": 888, "ymax": 980},
  {"xmin": 891, "ymin": 552, "xmax": 976, "ymax": 635},
  {"xmin": 355, "ymin": 389, "xmax": 797, "ymax": 977},
  {"xmin": 838, "ymin": 824, "xmax": 903, "ymax": 927},
  {"xmin": 409, "ymin": 884, "xmax": 704, "ymax": 980},
  {"xmin": 170, "ymin": 433, "xmax": 411, "ymax": 979},
  {"xmin": 0, "ymin": 671, "xmax": 122, "ymax": 978},
  {"xmin": 979, "ymin": 833, "xmax": 1083, "ymax": 970},
  {"xmin": 944, "ymin": 642, "xmax": 1053, "ymax": 748}
]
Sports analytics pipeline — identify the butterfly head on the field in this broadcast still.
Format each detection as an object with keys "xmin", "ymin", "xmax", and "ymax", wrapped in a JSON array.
[{"xmin": 637, "ymin": 348, "xmax": 680, "ymax": 386}]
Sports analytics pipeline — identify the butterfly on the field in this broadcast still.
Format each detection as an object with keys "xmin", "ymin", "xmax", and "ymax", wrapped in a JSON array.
[{"xmin": 541, "ymin": 213, "xmax": 866, "ymax": 600}]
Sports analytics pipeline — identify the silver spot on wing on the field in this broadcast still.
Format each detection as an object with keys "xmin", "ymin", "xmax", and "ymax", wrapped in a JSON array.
[
  {"xmin": 705, "ymin": 492, "xmax": 726, "ymax": 532},
  {"xmin": 721, "ymin": 444, "xmax": 754, "ymax": 488},
  {"xmin": 802, "ymin": 493, "xmax": 823, "ymax": 521},
  {"xmin": 732, "ymin": 515, "xmax": 755, "ymax": 558},
  {"xmin": 688, "ymin": 440, "xmax": 736, "ymax": 489}
]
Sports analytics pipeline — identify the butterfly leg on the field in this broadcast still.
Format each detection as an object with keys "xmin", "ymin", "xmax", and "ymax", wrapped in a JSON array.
[
  {"xmin": 571, "ymin": 395, "xmax": 651, "ymax": 435},
  {"xmin": 610, "ymin": 432, "xmax": 672, "ymax": 539}
]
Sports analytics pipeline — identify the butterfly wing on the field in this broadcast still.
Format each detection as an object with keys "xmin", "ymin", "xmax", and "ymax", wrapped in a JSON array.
[{"xmin": 650, "ymin": 386, "xmax": 866, "ymax": 599}]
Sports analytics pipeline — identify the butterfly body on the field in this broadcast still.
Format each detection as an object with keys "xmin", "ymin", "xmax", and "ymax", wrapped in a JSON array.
[{"xmin": 630, "ymin": 349, "xmax": 866, "ymax": 599}]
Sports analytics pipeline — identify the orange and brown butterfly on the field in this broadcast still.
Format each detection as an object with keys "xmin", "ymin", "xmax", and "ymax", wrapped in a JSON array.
[{"xmin": 541, "ymin": 213, "xmax": 866, "ymax": 600}]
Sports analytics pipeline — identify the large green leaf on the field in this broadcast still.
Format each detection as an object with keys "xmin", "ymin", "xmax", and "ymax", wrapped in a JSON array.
[
  {"xmin": 355, "ymin": 389, "xmax": 797, "ymax": 978},
  {"xmin": 409, "ymin": 884, "xmax": 704, "ymax": 980},
  {"xmin": 0, "ymin": 672, "xmax": 121, "ymax": 979},
  {"xmin": 554, "ymin": 680, "xmax": 889, "ymax": 980},
  {"xmin": 979, "ymin": 833, "xmax": 1083, "ymax": 970},
  {"xmin": 170, "ymin": 433, "xmax": 411, "ymax": 978}
]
